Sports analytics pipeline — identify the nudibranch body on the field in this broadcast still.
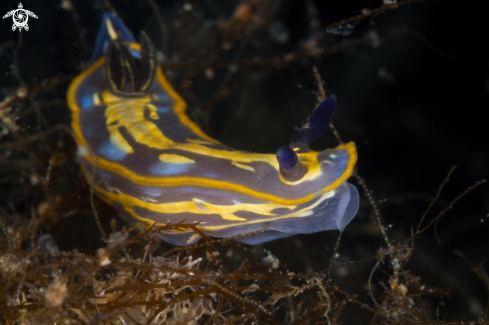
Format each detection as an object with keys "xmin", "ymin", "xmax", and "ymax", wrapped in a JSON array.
[{"xmin": 68, "ymin": 14, "xmax": 359, "ymax": 246}]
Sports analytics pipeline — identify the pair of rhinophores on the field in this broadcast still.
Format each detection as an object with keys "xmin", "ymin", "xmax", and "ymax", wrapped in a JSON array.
[{"xmin": 68, "ymin": 13, "xmax": 359, "ymax": 246}]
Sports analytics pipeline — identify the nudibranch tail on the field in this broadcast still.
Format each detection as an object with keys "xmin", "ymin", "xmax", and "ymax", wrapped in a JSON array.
[
  {"xmin": 68, "ymin": 13, "xmax": 360, "ymax": 246},
  {"xmin": 88, "ymin": 13, "xmax": 136, "ymax": 67}
]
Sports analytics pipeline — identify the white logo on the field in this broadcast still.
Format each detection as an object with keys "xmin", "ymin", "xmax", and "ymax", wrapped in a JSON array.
[{"xmin": 3, "ymin": 3, "xmax": 38, "ymax": 32}]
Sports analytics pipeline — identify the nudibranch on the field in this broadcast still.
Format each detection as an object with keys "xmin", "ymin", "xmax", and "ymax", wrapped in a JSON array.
[{"xmin": 68, "ymin": 14, "xmax": 359, "ymax": 246}]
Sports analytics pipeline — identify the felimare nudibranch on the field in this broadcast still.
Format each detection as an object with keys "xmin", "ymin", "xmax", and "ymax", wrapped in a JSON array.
[{"xmin": 68, "ymin": 13, "xmax": 359, "ymax": 246}]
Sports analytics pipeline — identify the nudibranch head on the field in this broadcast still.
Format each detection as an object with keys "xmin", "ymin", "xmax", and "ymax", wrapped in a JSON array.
[{"xmin": 68, "ymin": 13, "xmax": 360, "ymax": 246}]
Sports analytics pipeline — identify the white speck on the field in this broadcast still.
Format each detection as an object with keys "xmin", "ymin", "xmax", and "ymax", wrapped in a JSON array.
[
  {"xmin": 204, "ymin": 68, "xmax": 214, "ymax": 79},
  {"xmin": 77, "ymin": 145, "xmax": 90, "ymax": 157},
  {"xmin": 61, "ymin": 0, "xmax": 73, "ymax": 10},
  {"xmin": 262, "ymin": 251, "xmax": 279, "ymax": 269}
]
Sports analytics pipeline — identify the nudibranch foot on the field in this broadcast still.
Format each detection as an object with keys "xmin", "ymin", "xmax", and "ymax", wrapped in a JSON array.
[
  {"xmin": 153, "ymin": 182, "xmax": 359, "ymax": 246},
  {"xmin": 68, "ymin": 13, "xmax": 360, "ymax": 246}
]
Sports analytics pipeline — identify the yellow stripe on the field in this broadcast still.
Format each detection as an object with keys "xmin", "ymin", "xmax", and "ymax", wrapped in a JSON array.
[
  {"xmin": 232, "ymin": 161, "xmax": 255, "ymax": 172},
  {"xmin": 105, "ymin": 18, "xmax": 118, "ymax": 40},
  {"xmin": 80, "ymin": 141, "xmax": 356, "ymax": 206},
  {"xmin": 95, "ymin": 184, "xmax": 336, "ymax": 232},
  {"xmin": 159, "ymin": 154, "xmax": 195, "ymax": 164}
]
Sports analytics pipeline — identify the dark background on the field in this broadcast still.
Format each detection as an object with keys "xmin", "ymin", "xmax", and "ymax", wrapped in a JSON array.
[{"xmin": 1, "ymin": 0, "xmax": 488, "ymax": 322}]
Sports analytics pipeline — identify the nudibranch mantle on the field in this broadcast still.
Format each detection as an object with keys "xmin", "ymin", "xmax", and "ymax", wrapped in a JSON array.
[{"xmin": 68, "ymin": 14, "xmax": 359, "ymax": 246}]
